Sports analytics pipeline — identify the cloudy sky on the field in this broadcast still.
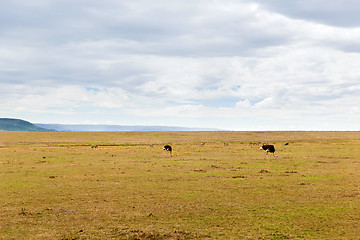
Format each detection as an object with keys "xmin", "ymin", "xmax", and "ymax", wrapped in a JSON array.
[{"xmin": 1, "ymin": 0, "xmax": 360, "ymax": 130}]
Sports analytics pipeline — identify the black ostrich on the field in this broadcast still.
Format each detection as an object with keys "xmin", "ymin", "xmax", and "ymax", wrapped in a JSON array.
[
  {"xmin": 163, "ymin": 145, "xmax": 172, "ymax": 157},
  {"xmin": 260, "ymin": 144, "xmax": 278, "ymax": 159}
]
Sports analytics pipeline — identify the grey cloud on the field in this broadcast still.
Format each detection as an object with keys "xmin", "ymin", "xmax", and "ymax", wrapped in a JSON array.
[
  {"xmin": 253, "ymin": 0, "xmax": 360, "ymax": 27},
  {"xmin": 290, "ymin": 81, "xmax": 360, "ymax": 108},
  {"xmin": 0, "ymin": 0, "xmax": 292, "ymax": 57},
  {"xmin": 1, "ymin": 0, "xmax": 360, "ymax": 130},
  {"xmin": 325, "ymin": 41, "xmax": 360, "ymax": 53}
]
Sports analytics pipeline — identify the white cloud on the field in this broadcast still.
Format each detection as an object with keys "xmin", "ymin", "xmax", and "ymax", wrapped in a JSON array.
[
  {"xmin": 1, "ymin": 0, "xmax": 360, "ymax": 129},
  {"xmin": 235, "ymin": 99, "xmax": 251, "ymax": 108}
]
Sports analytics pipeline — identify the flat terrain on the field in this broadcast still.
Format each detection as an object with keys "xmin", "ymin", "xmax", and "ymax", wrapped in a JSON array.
[{"xmin": 0, "ymin": 131, "xmax": 359, "ymax": 239}]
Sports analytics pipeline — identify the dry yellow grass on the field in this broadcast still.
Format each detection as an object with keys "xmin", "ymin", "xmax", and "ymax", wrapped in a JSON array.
[{"xmin": 0, "ymin": 131, "xmax": 359, "ymax": 239}]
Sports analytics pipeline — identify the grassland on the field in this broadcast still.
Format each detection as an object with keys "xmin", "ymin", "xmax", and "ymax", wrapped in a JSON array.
[{"xmin": 0, "ymin": 131, "xmax": 359, "ymax": 239}]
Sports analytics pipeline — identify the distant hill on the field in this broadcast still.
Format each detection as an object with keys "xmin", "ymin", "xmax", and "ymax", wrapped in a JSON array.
[
  {"xmin": 0, "ymin": 118, "xmax": 55, "ymax": 132},
  {"xmin": 34, "ymin": 123, "xmax": 221, "ymax": 132}
]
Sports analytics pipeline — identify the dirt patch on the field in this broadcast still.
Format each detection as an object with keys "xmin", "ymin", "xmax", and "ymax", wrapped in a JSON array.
[{"xmin": 111, "ymin": 228, "xmax": 203, "ymax": 240}]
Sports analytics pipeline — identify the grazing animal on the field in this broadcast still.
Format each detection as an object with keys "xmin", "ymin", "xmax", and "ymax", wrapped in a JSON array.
[
  {"xmin": 260, "ymin": 144, "xmax": 278, "ymax": 159},
  {"xmin": 163, "ymin": 145, "xmax": 172, "ymax": 157},
  {"xmin": 224, "ymin": 142, "xmax": 229, "ymax": 146},
  {"xmin": 284, "ymin": 142, "xmax": 289, "ymax": 146},
  {"xmin": 149, "ymin": 144, "xmax": 154, "ymax": 147},
  {"xmin": 91, "ymin": 145, "xmax": 98, "ymax": 149},
  {"xmin": 200, "ymin": 142, "xmax": 205, "ymax": 146}
]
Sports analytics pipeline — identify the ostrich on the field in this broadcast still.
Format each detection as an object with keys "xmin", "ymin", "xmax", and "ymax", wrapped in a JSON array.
[
  {"xmin": 260, "ymin": 144, "xmax": 278, "ymax": 159},
  {"xmin": 163, "ymin": 145, "xmax": 172, "ymax": 157}
]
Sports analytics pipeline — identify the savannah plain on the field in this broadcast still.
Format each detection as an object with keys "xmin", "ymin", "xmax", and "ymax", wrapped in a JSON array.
[{"xmin": 0, "ymin": 131, "xmax": 359, "ymax": 239}]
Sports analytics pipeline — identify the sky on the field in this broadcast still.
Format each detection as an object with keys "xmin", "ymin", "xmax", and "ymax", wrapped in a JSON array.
[{"xmin": 1, "ymin": 0, "xmax": 360, "ymax": 130}]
